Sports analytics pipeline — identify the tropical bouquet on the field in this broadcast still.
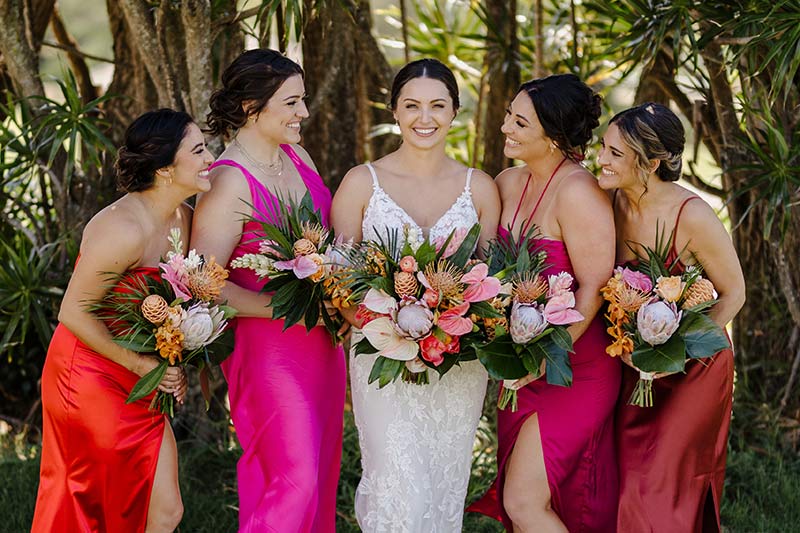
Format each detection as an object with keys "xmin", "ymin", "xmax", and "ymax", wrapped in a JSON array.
[
  {"xmin": 93, "ymin": 228, "xmax": 236, "ymax": 416},
  {"xmin": 229, "ymin": 191, "xmax": 342, "ymax": 339},
  {"xmin": 474, "ymin": 227, "xmax": 583, "ymax": 411},
  {"xmin": 340, "ymin": 223, "xmax": 504, "ymax": 387},
  {"xmin": 601, "ymin": 230, "xmax": 729, "ymax": 407}
]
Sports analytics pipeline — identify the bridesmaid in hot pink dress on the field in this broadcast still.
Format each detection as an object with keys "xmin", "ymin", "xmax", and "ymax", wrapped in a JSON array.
[
  {"xmin": 597, "ymin": 103, "xmax": 744, "ymax": 532},
  {"xmin": 469, "ymin": 74, "xmax": 620, "ymax": 532},
  {"xmin": 191, "ymin": 49, "xmax": 345, "ymax": 532}
]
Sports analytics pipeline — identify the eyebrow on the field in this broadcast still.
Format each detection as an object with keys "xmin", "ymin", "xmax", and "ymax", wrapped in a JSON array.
[
  {"xmin": 283, "ymin": 94, "xmax": 305, "ymax": 101},
  {"xmin": 191, "ymin": 142, "xmax": 204, "ymax": 151},
  {"xmin": 402, "ymin": 98, "xmax": 448, "ymax": 103},
  {"xmin": 515, "ymin": 113, "xmax": 531, "ymax": 124},
  {"xmin": 607, "ymin": 143, "xmax": 624, "ymax": 154}
]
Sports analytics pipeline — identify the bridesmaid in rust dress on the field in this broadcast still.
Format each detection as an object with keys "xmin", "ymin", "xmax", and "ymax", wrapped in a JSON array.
[
  {"xmin": 597, "ymin": 103, "xmax": 745, "ymax": 532},
  {"xmin": 470, "ymin": 74, "xmax": 620, "ymax": 532},
  {"xmin": 32, "ymin": 109, "xmax": 213, "ymax": 532}
]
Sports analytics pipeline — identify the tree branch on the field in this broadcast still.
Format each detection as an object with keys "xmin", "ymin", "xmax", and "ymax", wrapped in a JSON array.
[
  {"xmin": 40, "ymin": 40, "xmax": 115, "ymax": 64},
  {"xmin": 181, "ymin": 0, "xmax": 212, "ymax": 121},
  {"xmin": 49, "ymin": 6, "xmax": 97, "ymax": 102},
  {"xmin": 683, "ymin": 164, "xmax": 725, "ymax": 198}
]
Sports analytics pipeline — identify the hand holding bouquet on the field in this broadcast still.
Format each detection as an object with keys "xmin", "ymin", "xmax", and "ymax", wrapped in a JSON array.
[
  {"xmin": 341, "ymin": 224, "xmax": 504, "ymax": 387},
  {"xmin": 93, "ymin": 228, "xmax": 236, "ymax": 416},
  {"xmin": 601, "ymin": 231, "xmax": 729, "ymax": 407},
  {"xmin": 475, "ymin": 227, "xmax": 583, "ymax": 411},
  {"xmin": 230, "ymin": 191, "xmax": 342, "ymax": 339}
]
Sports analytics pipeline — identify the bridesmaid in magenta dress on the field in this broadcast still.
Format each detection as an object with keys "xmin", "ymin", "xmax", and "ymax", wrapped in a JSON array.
[
  {"xmin": 597, "ymin": 103, "xmax": 745, "ymax": 532},
  {"xmin": 191, "ymin": 49, "xmax": 345, "ymax": 532},
  {"xmin": 470, "ymin": 74, "xmax": 620, "ymax": 532}
]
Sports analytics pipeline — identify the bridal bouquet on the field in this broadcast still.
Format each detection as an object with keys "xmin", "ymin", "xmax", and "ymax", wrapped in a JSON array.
[
  {"xmin": 601, "ymin": 233, "xmax": 729, "ymax": 407},
  {"xmin": 342, "ymin": 224, "xmax": 503, "ymax": 387},
  {"xmin": 229, "ymin": 191, "xmax": 342, "ymax": 339},
  {"xmin": 93, "ymin": 228, "xmax": 236, "ymax": 416},
  {"xmin": 474, "ymin": 227, "xmax": 583, "ymax": 411}
]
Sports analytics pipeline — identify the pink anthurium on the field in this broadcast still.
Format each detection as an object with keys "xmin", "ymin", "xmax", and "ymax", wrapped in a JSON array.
[
  {"xmin": 462, "ymin": 263, "xmax": 502, "ymax": 303},
  {"xmin": 543, "ymin": 292, "xmax": 584, "ymax": 325},
  {"xmin": 438, "ymin": 302, "xmax": 473, "ymax": 336},
  {"xmin": 274, "ymin": 255, "xmax": 320, "ymax": 279}
]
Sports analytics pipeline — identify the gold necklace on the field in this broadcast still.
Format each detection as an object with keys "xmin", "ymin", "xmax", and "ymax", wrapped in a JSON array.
[{"xmin": 233, "ymin": 137, "xmax": 283, "ymax": 176}]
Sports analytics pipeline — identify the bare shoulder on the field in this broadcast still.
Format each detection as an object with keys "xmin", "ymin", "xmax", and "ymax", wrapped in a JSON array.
[
  {"xmin": 202, "ymin": 162, "xmax": 250, "ymax": 201},
  {"xmin": 679, "ymin": 194, "xmax": 725, "ymax": 232},
  {"xmin": 337, "ymin": 164, "xmax": 374, "ymax": 194},
  {"xmin": 495, "ymin": 165, "xmax": 527, "ymax": 193},
  {"xmin": 557, "ymin": 166, "xmax": 608, "ymax": 205},
  {"xmin": 81, "ymin": 199, "xmax": 145, "ymax": 264},
  {"xmin": 468, "ymin": 168, "xmax": 499, "ymax": 198}
]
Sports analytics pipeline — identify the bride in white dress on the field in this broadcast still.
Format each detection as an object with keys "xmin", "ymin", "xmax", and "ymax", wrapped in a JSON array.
[{"xmin": 331, "ymin": 58, "xmax": 501, "ymax": 532}]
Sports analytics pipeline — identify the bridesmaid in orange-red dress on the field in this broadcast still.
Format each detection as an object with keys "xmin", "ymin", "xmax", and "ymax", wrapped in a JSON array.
[
  {"xmin": 32, "ymin": 109, "xmax": 214, "ymax": 533},
  {"xmin": 597, "ymin": 103, "xmax": 745, "ymax": 532}
]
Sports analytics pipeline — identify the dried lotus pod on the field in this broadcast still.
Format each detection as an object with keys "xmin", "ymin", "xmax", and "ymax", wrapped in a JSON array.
[
  {"xmin": 394, "ymin": 271, "xmax": 419, "ymax": 299},
  {"xmin": 293, "ymin": 238, "xmax": 317, "ymax": 256},
  {"xmin": 141, "ymin": 294, "xmax": 169, "ymax": 324}
]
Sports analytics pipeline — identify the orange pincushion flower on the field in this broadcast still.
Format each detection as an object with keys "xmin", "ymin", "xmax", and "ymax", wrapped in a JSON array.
[{"xmin": 187, "ymin": 257, "xmax": 228, "ymax": 301}]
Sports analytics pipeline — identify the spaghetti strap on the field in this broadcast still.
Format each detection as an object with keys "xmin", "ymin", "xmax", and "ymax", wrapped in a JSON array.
[
  {"xmin": 365, "ymin": 162, "xmax": 380, "ymax": 189},
  {"xmin": 210, "ymin": 159, "xmax": 272, "ymax": 214},
  {"xmin": 509, "ymin": 173, "xmax": 532, "ymax": 231},
  {"xmin": 669, "ymin": 196, "xmax": 700, "ymax": 258},
  {"xmin": 519, "ymin": 157, "xmax": 568, "ymax": 237},
  {"xmin": 465, "ymin": 168, "xmax": 474, "ymax": 192}
]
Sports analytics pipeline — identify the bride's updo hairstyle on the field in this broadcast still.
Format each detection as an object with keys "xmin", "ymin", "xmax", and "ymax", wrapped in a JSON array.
[
  {"xmin": 115, "ymin": 108, "xmax": 194, "ymax": 193},
  {"xmin": 518, "ymin": 73, "xmax": 602, "ymax": 162},
  {"xmin": 390, "ymin": 58, "xmax": 460, "ymax": 113},
  {"xmin": 609, "ymin": 102, "xmax": 685, "ymax": 184},
  {"xmin": 207, "ymin": 48, "xmax": 304, "ymax": 139}
]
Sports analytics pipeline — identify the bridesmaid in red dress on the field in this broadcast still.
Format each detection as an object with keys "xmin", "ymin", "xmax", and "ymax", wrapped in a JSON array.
[
  {"xmin": 597, "ymin": 103, "xmax": 745, "ymax": 532},
  {"xmin": 470, "ymin": 74, "xmax": 621, "ymax": 532},
  {"xmin": 32, "ymin": 109, "xmax": 214, "ymax": 532}
]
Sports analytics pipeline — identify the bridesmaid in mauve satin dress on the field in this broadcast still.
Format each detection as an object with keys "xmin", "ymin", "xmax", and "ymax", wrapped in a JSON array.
[
  {"xmin": 470, "ymin": 74, "xmax": 620, "ymax": 532},
  {"xmin": 597, "ymin": 103, "xmax": 745, "ymax": 532},
  {"xmin": 32, "ymin": 109, "xmax": 213, "ymax": 532},
  {"xmin": 192, "ymin": 49, "xmax": 345, "ymax": 533}
]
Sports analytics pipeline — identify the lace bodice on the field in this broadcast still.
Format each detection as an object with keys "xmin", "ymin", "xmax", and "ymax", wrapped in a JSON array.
[{"xmin": 361, "ymin": 163, "xmax": 479, "ymax": 245}]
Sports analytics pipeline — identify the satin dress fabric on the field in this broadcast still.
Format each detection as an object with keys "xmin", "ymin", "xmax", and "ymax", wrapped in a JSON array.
[
  {"xmin": 615, "ymin": 196, "xmax": 734, "ymax": 533},
  {"xmin": 469, "ymin": 233, "xmax": 621, "ymax": 532},
  {"xmin": 214, "ymin": 145, "xmax": 346, "ymax": 533},
  {"xmin": 32, "ymin": 267, "xmax": 166, "ymax": 533}
]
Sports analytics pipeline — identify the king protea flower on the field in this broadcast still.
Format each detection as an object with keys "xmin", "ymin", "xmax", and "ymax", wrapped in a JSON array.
[
  {"xmin": 637, "ymin": 300, "xmax": 682, "ymax": 345},
  {"xmin": 509, "ymin": 302, "xmax": 548, "ymax": 344}
]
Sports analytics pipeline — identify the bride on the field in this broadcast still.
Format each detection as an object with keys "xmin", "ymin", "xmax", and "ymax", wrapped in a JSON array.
[{"xmin": 331, "ymin": 58, "xmax": 500, "ymax": 532}]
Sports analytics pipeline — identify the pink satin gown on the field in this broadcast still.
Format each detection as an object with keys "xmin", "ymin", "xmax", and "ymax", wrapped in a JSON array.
[
  {"xmin": 615, "ymin": 196, "xmax": 734, "ymax": 532},
  {"xmin": 214, "ymin": 145, "xmax": 346, "ymax": 533},
  {"xmin": 469, "ymin": 163, "xmax": 621, "ymax": 531}
]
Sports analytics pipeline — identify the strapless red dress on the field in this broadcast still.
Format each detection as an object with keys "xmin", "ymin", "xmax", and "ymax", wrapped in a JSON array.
[{"xmin": 31, "ymin": 267, "xmax": 166, "ymax": 533}]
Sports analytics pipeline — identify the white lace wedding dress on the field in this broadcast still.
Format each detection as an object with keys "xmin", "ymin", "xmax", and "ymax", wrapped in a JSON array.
[{"xmin": 350, "ymin": 163, "xmax": 489, "ymax": 533}]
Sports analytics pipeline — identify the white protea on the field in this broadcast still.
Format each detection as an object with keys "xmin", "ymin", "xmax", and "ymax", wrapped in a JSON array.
[
  {"xmin": 230, "ymin": 253, "xmax": 277, "ymax": 278},
  {"xmin": 180, "ymin": 302, "xmax": 228, "ymax": 351},
  {"xmin": 509, "ymin": 301, "xmax": 548, "ymax": 344},
  {"xmin": 637, "ymin": 300, "xmax": 682, "ymax": 345}
]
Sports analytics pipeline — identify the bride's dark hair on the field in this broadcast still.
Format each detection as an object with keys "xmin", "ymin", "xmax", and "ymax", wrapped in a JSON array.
[{"xmin": 389, "ymin": 58, "xmax": 460, "ymax": 112}]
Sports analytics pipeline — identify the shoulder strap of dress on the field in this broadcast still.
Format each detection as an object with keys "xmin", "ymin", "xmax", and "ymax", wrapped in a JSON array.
[
  {"xmin": 669, "ymin": 196, "xmax": 700, "ymax": 257},
  {"xmin": 465, "ymin": 168, "xmax": 473, "ymax": 192},
  {"xmin": 509, "ymin": 173, "xmax": 532, "ymax": 231},
  {"xmin": 365, "ymin": 162, "xmax": 380, "ymax": 189},
  {"xmin": 211, "ymin": 159, "xmax": 274, "ymax": 214}
]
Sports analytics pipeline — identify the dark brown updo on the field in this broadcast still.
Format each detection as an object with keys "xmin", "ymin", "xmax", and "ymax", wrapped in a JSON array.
[
  {"xmin": 115, "ymin": 109, "xmax": 194, "ymax": 193},
  {"xmin": 609, "ymin": 102, "xmax": 685, "ymax": 183},
  {"xmin": 206, "ymin": 49, "xmax": 304, "ymax": 139},
  {"xmin": 518, "ymin": 73, "xmax": 602, "ymax": 161},
  {"xmin": 389, "ymin": 58, "xmax": 460, "ymax": 112}
]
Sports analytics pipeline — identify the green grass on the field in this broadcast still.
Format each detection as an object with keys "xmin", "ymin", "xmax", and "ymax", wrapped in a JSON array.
[{"xmin": 3, "ymin": 410, "xmax": 798, "ymax": 532}]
